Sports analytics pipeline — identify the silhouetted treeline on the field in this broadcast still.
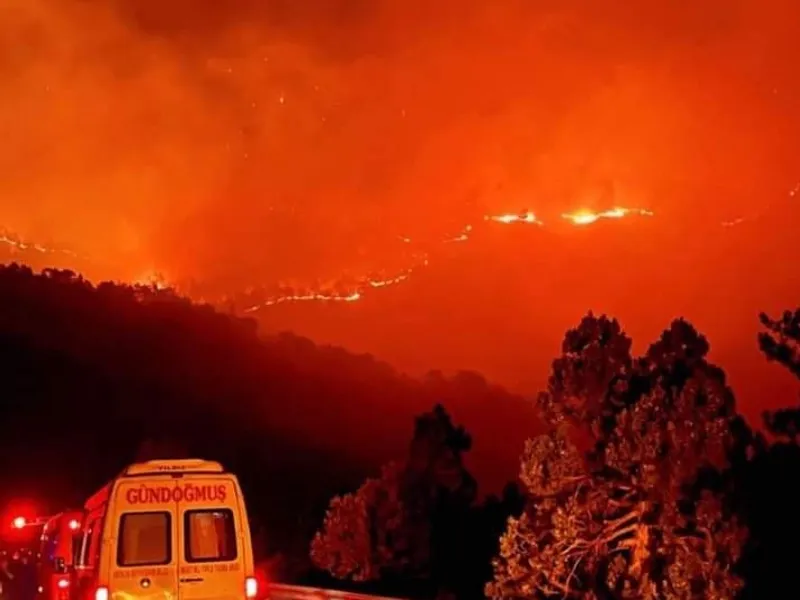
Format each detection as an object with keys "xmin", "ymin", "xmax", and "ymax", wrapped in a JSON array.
[
  {"xmin": 309, "ymin": 404, "xmax": 524, "ymax": 599},
  {"xmin": 733, "ymin": 308, "xmax": 800, "ymax": 599},
  {"xmin": 0, "ymin": 264, "xmax": 538, "ymax": 580}
]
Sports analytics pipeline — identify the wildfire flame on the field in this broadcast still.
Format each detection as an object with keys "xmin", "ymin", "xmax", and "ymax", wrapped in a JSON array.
[
  {"xmin": 484, "ymin": 210, "xmax": 543, "ymax": 225},
  {"xmin": 444, "ymin": 224, "xmax": 473, "ymax": 243},
  {"xmin": 1, "ymin": 230, "xmax": 82, "ymax": 258},
  {"xmin": 0, "ymin": 204, "xmax": 674, "ymax": 311},
  {"xmin": 561, "ymin": 207, "xmax": 654, "ymax": 226},
  {"xmin": 242, "ymin": 269, "xmax": 414, "ymax": 312},
  {"xmin": 2, "ymin": 183, "xmax": 796, "ymax": 311},
  {"xmin": 168, "ymin": 206, "xmax": 650, "ymax": 311},
  {"xmin": 244, "ymin": 290, "xmax": 361, "ymax": 311},
  {"xmin": 133, "ymin": 270, "xmax": 171, "ymax": 291}
]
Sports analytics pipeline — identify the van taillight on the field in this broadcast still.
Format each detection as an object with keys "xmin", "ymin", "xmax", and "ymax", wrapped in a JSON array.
[
  {"xmin": 245, "ymin": 577, "xmax": 258, "ymax": 599},
  {"xmin": 56, "ymin": 579, "xmax": 69, "ymax": 589},
  {"xmin": 95, "ymin": 586, "xmax": 109, "ymax": 600}
]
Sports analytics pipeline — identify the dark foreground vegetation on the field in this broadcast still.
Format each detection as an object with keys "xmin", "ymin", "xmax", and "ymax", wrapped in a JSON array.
[{"xmin": 1, "ymin": 263, "xmax": 799, "ymax": 598}]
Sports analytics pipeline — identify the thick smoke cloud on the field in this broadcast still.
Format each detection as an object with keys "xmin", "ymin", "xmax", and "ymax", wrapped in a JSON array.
[{"xmin": 3, "ymin": 0, "xmax": 797, "ymax": 283}]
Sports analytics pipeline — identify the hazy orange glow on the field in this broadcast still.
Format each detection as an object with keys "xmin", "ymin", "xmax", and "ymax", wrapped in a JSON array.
[{"xmin": 2, "ymin": 0, "xmax": 800, "ymax": 425}]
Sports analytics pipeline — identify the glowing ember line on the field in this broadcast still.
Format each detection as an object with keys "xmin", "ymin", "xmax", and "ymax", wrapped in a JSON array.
[
  {"xmin": 368, "ymin": 272, "xmax": 411, "ymax": 288},
  {"xmin": 561, "ymin": 207, "xmax": 654, "ymax": 226},
  {"xmin": 445, "ymin": 233, "xmax": 469, "ymax": 242},
  {"xmin": 244, "ymin": 291, "xmax": 362, "ymax": 311},
  {"xmin": 241, "ymin": 269, "xmax": 416, "ymax": 313},
  {"xmin": 721, "ymin": 182, "xmax": 798, "ymax": 227},
  {"xmin": 444, "ymin": 225, "xmax": 473, "ymax": 243},
  {"xmin": 484, "ymin": 211, "xmax": 543, "ymax": 225},
  {"xmin": 721, "ymin": 217, "xmax": 746, "ymax": 228},
  {"xmin": 1, "ymin": 231, "xmax": 84, "ymax": 259}
]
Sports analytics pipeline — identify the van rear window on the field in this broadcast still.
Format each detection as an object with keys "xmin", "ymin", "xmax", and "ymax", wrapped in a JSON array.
[
  {"xmin": 118, "ymin": 512, "xmax": 171, "ymax": 566},
  {"xmin": 184, "ymin": 509, "xmax": 237, "ymax": 562}
]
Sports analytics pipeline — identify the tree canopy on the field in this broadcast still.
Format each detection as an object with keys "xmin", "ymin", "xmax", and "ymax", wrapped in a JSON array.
[
  {"xmin": 310, "ymin": 461, "xmax": 407, "ymax": 582},
  {"xmin": 488, "ymin": 314, "xmax": 746, "ymax": 599},
  {"xmin": 311, "ymin": 404, "xmax": 521, "ymax": 598},
  {"xmin": 758, "ymin": 308, "xmax": 800, "ymax": 380},
  {"xmin": 757, "ymin": 308, "xmax": 800, "ymax": 441},
  {"xmin": 311, "ymin": 405, "xmax": 476, "ymax": 586}
]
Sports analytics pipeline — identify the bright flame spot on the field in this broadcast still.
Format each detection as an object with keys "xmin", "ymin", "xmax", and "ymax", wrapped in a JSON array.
[
  {"xmin": 133, "ymin": 270, "xmax": 170, "ymax": 290},
  {"xmin": 446, "ymin": 234, "xmax": 469, "ymax": 242},
  {"xmin": 444, "ymin": 228, "xmax": 471, "ymax": 243},
  {"xmin": 561, "ymin": 207, "xmax": 654, "ymax": 226},
  {"xmin": 484, "ymin": 211, "xmax": 543, "ymax": 225},
  {"xmin": 12, "ymin": 516, "xmax": 26, "ymax": 529}
]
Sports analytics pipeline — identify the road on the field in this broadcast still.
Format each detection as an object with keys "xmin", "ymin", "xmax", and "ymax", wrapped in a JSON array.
[{"xmin": 268, "ymin": 583, "xmax": 405, "ymax": 600}]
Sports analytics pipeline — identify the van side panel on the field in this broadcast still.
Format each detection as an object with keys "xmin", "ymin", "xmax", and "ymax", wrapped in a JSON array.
[
  {"xmin": 176, "ymin": 475, "xmax": 252, "ymax": 600},
  {"xmin": 106, "ymin": 479, "xmax": 179, "ymax": 600}
]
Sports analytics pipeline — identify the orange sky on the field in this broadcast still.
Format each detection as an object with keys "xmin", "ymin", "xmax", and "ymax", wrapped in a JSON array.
[{"xmin": 1, "ymin": 0, "xmax": 799, "ymax": 423}]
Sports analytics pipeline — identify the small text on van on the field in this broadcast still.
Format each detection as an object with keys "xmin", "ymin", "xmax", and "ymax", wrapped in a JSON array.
[{"xmin": 125, "ymin": 483, "xmax": 227, "ymax": 504}]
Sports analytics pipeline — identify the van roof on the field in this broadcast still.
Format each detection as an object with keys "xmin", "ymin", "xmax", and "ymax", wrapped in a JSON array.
[
  {"xmin": 123, "ymin": 459, "xmax": 225, "ymax": 476},
  {"xmin": 83, "ymin": 460, "xmax": 228, "ymax": 510}
]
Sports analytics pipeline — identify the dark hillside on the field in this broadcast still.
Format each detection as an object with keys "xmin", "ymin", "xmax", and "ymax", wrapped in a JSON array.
[{"xmin": 0, "ymin": 264, "xmax": 540, "ymax": 571}]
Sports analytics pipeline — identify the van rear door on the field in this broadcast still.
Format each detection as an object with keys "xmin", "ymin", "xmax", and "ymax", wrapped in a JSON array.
[
  {"xmin": 176, "ymin": 477, "xmax": 244, "ymax": 600},
  {"xmin": 110, "ymin": 479, "xmax": 179, "ymax": 600}
]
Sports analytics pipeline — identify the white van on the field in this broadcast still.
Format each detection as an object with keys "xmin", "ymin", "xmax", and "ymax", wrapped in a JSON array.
[{"xmin": 73, "ymin": 459, "xmax": 257, "ymax": 600}]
